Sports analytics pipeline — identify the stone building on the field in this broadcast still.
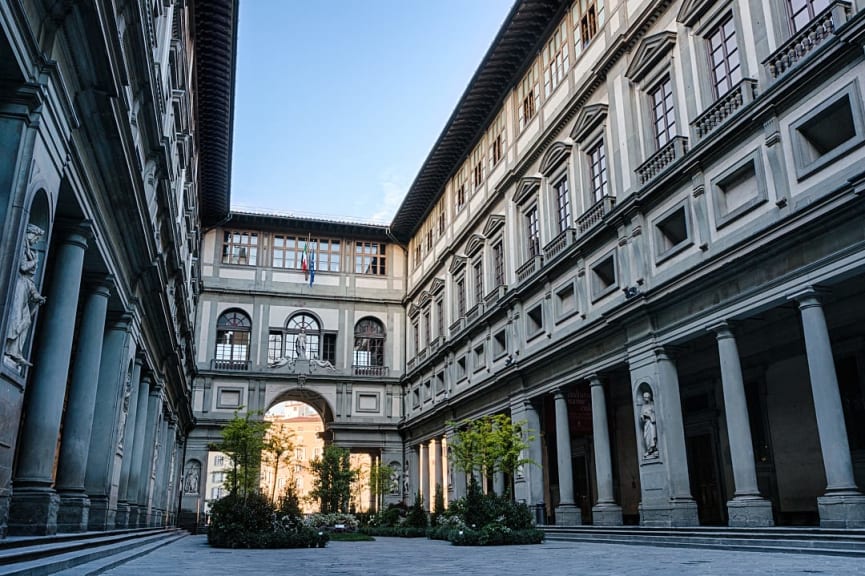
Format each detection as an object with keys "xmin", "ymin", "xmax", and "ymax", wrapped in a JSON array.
[
  {"xmin": 0, "ymin": 0, "xmax": 238, "ymax": 536},
  {"xmin": 181, "ymin": 211, "xmax": 406, "ymax": 524},
  {"xmin": 395, "ymin": 0, "xmax": 865, "ymax": 529}
]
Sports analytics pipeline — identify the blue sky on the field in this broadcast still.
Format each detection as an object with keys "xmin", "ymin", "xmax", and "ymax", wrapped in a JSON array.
[{"xmin": 230, "ymin": 0, "xmax": 513, "ymax": 224}]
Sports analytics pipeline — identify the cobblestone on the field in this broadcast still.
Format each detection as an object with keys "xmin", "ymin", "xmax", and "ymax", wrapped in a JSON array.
[{"xmin": 99, "ymin": 535, "xmax": 865, "ymax": 575}]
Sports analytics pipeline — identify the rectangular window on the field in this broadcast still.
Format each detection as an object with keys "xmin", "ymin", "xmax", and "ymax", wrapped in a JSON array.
[
  {"xmin": 414, "ymin": 243, "xmax": 422, "ymax": 269},
  {"xmin": 267, "ymin": 331, "xmax": 283, "ymax": 363},
  {"xmin": 488, "ymin": 110, "xmax": 506, "ymax": 169},
  {"xmin": 473, "ymin": 259, "xmax": 484, "ymax": 305},
  {"xmin": 355, "ymin": 242, "xmax": 387, "ymax": 275},
  {"xmin": 296, "ymin": 448, "xmax": 305, "ymax": 461},
  {"xmin": 426, "ymin": 227, "xmax": 433, "ymax": 251},
  {"xmin": 316, "ymin": 239, "xmax": 341, "ymax": 272},
  {"xmin": 707, "ymin": 15, "xmax": 741, "ymax": 98},
  {"xmin": 412, "ymin": 322, "xmax": 420, "ymax": 354},
  {"xmin": 437, "ymin": 200, "xmax": 446, "ymax": 235},
  {"xmin": 471, "ymin": 139, "xmax": 486, "ymax": 188},
  {"xmin": 454, "ymin": 167, "xmax": 467, "ymax": 213},
  {"xmin": 456, "ymin": 277, "xmax": 466, "ymax": 318},
  {"xmin": 650, "ymin": 76, "xmax": 676, "ymax": 149},
  {"xmin": 789, "ymin": 0, "xmax": 831, "ymax": 32},
  {"xmin": 436, "ymin": 298, "xmax": 445, "ymax": 338},
  {"xmin": 423, "ymin": 310, "xmax": 431, "ymax": 347},
  {"xmin": 222, "ymin": 230, "xmax": 258, "ymax": 266},
  {"xmin": 517, "ymin": 64, "xmax": 540, "ymax": 132},
  {"xmin": 588, "ymin": 140, "xmax": 609, "ymax": 202},
  {"xmin": 554, "ymin": 176, "xmax": 571, "ymax": 233},
  {"xmin": 493, "ymin": 241, "xmax": 505, "ymax": 288},
  {"xmin": 526, "ymin": 205, "xmax": 540, "ymax": 258},
  {"xmin": 544, "ymin": 20, "xmax": 570, "ymax": 97},
  {"xmin": 322, "ymin": 333, "xmax": 337, "ymax": 364},
  {"xmin": 214, "ymin": 455, "xmax": 224, "ymax": 467},
  {"xmin": 573, "ymin": 0, "xmax": 605, "ymax": 55}
]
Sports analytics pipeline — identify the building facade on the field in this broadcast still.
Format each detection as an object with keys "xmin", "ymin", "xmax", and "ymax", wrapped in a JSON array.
[
  {"xmin": 394, "ymin": 0, "xmax": 865, "ymax": 528},
  {"xmin": 0, "ymin": 0, "xmax": 237, "ymax": 536},
  {"xmin": 181, "ymin": 212, "xmax": 406, "ymax": 524}
]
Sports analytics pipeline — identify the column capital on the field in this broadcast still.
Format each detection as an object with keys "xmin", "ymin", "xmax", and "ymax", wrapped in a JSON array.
[
  {"xmin": 707, "ymin": 320, "xmax": 737, "ymax": 339},
  {"xmin": 83, "ymin": 273, "xmax": 115, "ymax": 295},
  {"xmin": 553, "ymin": 387, "xmax": 567, "ymax": 400},
  {"xmin": 55, "ymin": 219, "xmax": 93, "ymax": 247},
  {"xmin": 789, "ymin": 286, "xmax": 829, "ymax": 308},
  {"xmin": 587, "ymin": 373, "xmax": 603, "ymax": 387}
]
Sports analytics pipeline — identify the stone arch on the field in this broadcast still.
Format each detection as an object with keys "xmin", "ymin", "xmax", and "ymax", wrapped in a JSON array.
[{"xmin": 266, "ymin": 387, "xmax": 335, "ymax": 436}]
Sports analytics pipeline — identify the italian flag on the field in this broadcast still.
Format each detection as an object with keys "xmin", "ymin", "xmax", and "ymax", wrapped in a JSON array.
[{"xmin": 301, "ymin": 241, "xmax": 309, "ymax": 281}]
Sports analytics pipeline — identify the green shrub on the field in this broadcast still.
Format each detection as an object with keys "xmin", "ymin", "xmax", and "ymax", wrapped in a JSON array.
[
  {"xmin": 449, "ymin": 526, "xmax": 544, "ymax": 546},
  {"xmin": 403, "ymin": 491, "xmax": 429, "ymax": 528},
  {"xmin": 207, "ymin": 493, "xmax": 328, "ymax": 549}
]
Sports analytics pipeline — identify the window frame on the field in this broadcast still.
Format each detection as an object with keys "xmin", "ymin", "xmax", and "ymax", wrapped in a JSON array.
[
  {"xmin": 649, "ymin": 75, "xmax": 677, "ymax": 149},
  {"xmin": 221, "ymin": 230, "xmax": 258, "ymax": 266},
  {"xmin": 543, "ymin": 19, "xmax": 571, "ymax": 98},
  {"xmin": 353, "ymin": 317, "xmax": 386, "ymax": 367},
  {"xmin": 517, "ymin": 62, "xmax": 540, "ymax": 133},
  {"xmin": 552, "ymin": 173, "xmax": 572, "ymax": 234},
  {"xmin": 586, "ymin": 138, "xmax": 610, "ymax": 204},
  {"xmin": 354, "ymin": 241, "xmax": 387, "ymax": 276},
  {"xmin": 705, "ymin": 13, "xmax": 742, "ymax": 100},
  {"xmin": 215, "ymin": 309, "xmax": 252, "ymax": 366}
]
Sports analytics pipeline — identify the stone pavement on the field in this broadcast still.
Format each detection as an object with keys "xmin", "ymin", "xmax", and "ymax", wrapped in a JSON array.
[{"xmin": 98, "ymin": 535, "xmax": 865, "ymax": 575}]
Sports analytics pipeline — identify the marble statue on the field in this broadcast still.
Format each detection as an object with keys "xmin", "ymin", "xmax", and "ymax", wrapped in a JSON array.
[
  {"xmin": 310, "ymin": 358, "xmax": 336, "ymax": 371},
  {"xmin": 183, "ymin": 461, "xmax": 201, "ymax": 494},
  {"xmin": 296, "ymin": 327, "xmax": 308, "ymax": 359},
  {"xmin": 641, "ymin": 390, "xmax": 658, "ymax": 459},
  {"xmin": 116, "ymin": 375, "xmax": 133, "ymax": 451},
  {"xmin": 4, "ymin": 224, "xmax": 46, "ymax": 368}
]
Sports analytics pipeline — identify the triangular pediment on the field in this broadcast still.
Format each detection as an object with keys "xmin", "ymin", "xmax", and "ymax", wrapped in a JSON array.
[
  {"xmin": 408, "ymin": 303, "xmax": 420, "ymax": 318},
  {"xmin": 466, "ymin": 234, "xmax": 485, "ymax": 257},
  {"xmin": 483, "ymin": 214, "xmax": 505, "ymax": 237},
  {"xmin": 570, "ymin": 103, "xmax": 608, "ymax": 143},
  {"xmin": 677, "ymin": 0, "xmax": 716, "ymax": 26},
  {"xmin": 418, "ymin": 290, "xmax": 432, "ymax": 306},
  {"xmin": 512, "ymin": 177, "xmax": 541, "ymax": 205},
  {"xmin": 539, "ymin": 141, "xmax": 573, "ymax": 176},
  {"xmin": 625, "ymin": 31, "xmax": 677, "ymax": 82},
  {"xmin": 449, "ymin": 255, "xmax": 467, "ymax": 275},
  {"xmin": 431, "ymin": 277, "xmax": 445, "ymax": 294}
]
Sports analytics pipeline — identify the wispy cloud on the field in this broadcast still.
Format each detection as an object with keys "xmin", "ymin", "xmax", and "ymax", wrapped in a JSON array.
[{"xmin": 368, "ymin": 168, "xmax": 410, "ymax": 224}]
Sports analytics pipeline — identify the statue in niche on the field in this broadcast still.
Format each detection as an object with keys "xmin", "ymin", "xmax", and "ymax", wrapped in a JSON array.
[
  {"xmin": 116, "ymin": 376, "xmax": 133, "ymax": 451},
  {"xmin": 183, "ymin": 461, "xmax": 201, "ymax": 494},
  {"xmin": 296, "ymin": 327, "xmax": 308, "ymax": 359},
  {"xmin": 403, "ymin": 460, "xmax": 410, "ymax": 496},
  {"xmin": 389, "ymin": 463, "xmax": 400, "ymax": 495},
  {"xmin": 4, "ymin": 224, "xmax": 46, "ymax": 368},
  {"xmin": 640, "ymin": 390, "xmax": 659, "ymax": 459}
]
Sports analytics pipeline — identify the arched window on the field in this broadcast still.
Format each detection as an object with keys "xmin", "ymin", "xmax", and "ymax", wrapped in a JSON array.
[
  {"xmin": 353, "ymin": 317, "xmax": 385, "ymax": 367},
  {"xmin": 215, "ymin": 309, "xmax": 251, "ymax": 369}
]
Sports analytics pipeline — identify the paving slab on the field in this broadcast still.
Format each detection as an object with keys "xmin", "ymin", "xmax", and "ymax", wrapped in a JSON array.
[{"xmin": 98, "ymin": 535, "xmax": 865, "ymax": 575}]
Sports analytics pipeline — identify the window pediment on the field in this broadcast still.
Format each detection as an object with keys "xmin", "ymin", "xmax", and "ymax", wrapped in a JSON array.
[
  {"xmin": 570, "ymin": 103, "xmax": 608, "ymax": 143},
  {"xmin": 431, "ymin": 277, "xmax": 445, "ymax": 294},
  {"xmin": 677, "ymin": 0, "xmax": 716, "ymax": 27},
  {"xmin": 539, "ymin": 141, "xmax": 573, "ymax": 176},
  {"xmin": 466, "ymin": 234, "xmax": 485, "ymax": 257},
  {"xmin": 483, "ymin": 214, "xmax": 505, "ymax": 237},
  {"xmin": 513, "ymin": 177, "xmax": 541, "ymax": 205},
  {"xmin": 449, "ymin": 255, "xmax": 467, "ymax": 275},
  {"xmin": 408, "ymin": 303, "xmax": 420, "ymax": 318},
  {"xmin": 418, "ymin": 290, "xmax": 432, "ymax": 306},
  {"xmin": 625, "ymin": 31, "xmax": 677, "ymax": 83}
]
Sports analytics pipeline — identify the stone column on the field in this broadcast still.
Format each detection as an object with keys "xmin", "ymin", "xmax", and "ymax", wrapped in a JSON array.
[
  {"xmin": 156, "ymin": 419, "xmax": 176, "ymax": 525},
  {"xmin": 150, "ymin": 416, "xmax": 169, "ymax": 526},
  {"xmin": 711, "ymin": 323, "xmax": 774, "ymax": 526},
  {"xmin": 115, "ymin": 357, "xmax": 144, "ymax": 527},
  {"xmin": 553, "ymin": 389, "xmax": 580, "ymax": 525},
  {"xmin": 55, "ymin": 281, "xmax": 112, "ymax": 532},
  {"xmin": 511, "ymin": 398, "xmax": 544, "ymax": 514},
  {"xmin": 433, "ymin": 438, "xmax": 443, "ymax": 504},
  {"xmin": 793, "ymin": 289, "xmax": 865, "ymax": 528},
  {"xmin": 445, "ymin": 428, "xmax": 465, "ymax": 501},
  {"xmin": 138, "ymin": 383, "xmax": 163, "ymax": 527},
  {"xmin": 9, "ymin": 227, "xmax": 89, "ymax": 535},
  {"xmin": 85, "ymin": 314, "xmax": 134, "ymax": 530},
  {"xmin": 655, "ymin": 348, "xmax": 699, "ymax": 525},
  {"xmin": 127, "ymin": 373, "xmax": 153, "ymax": 527},
  {"xmin": 420, "ymin": 442, "xmax": 430, "ymax": 510},
  {"xmin": 589, "ymin": 375, "xmax": 622, "ymax": 525}
]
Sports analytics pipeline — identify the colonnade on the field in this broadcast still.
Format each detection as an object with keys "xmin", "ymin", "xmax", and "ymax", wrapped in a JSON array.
[
  {"xmin": 408, "ymin": 287, "xmax": 865, "ymax": 528},
  {"xmin": 5, "ymin": 224, "xmax": 184, "ymax": 536}
]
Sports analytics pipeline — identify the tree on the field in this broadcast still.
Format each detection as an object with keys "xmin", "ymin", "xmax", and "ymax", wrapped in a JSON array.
[
  {"xmin": 262, "ymin": 423, "xmax": 295, "ymax": 503},
  {"xmin": 211, "ymin": 409, "xmax": 270, "ymax": 498},
  {"xmin": 368, "ymin": 462, "xmax": 395, "ymax": 513},
  {"xmin": 309, "ymin": 445, "xmax": 357, "ymax": 513},
  {"xmin": 448, "ymin": 413, "xmax": 533, "ymax": 496}
]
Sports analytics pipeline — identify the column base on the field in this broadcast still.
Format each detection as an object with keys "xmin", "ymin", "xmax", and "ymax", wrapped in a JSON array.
[
  {"xmin": 128, "ymin": 505, "xmax": 143, "ymax": 528},
  {"xmin": 57, "ymin": 493, "xmax": 90, "ymax": 532},
  {"xmin": 8, "ymin": 488, "xmax": 60, "ymax": 536},
  {"xmin": 818, "ymin": 492, "xmax": 865, "ymax": 529},
  {"xmin": 554, "ymin": 504, "xmax": 582, "ymax": 526},
  {"xmin": 87, "ymin": 496, "xmax": 115, "ymax": 531},
  {"xmin": 591, "ymin": 503, "xmax": 623, "ymax": 526},
  {"xmin": 727, "ymin": 496, "xmax": 774, "ymax": 527},
  {"xmin": 115, "ymin": 501, "xmax": 130, "ymax": 528},
  {"xmin": 640, "ymin": 498, "xmax": 699, "ymax": 527}
]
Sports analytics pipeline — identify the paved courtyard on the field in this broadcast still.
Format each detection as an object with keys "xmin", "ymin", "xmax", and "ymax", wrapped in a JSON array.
[{"xmin": 100, "ymin": 535, "xmax": 863, "ymax": 575}]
